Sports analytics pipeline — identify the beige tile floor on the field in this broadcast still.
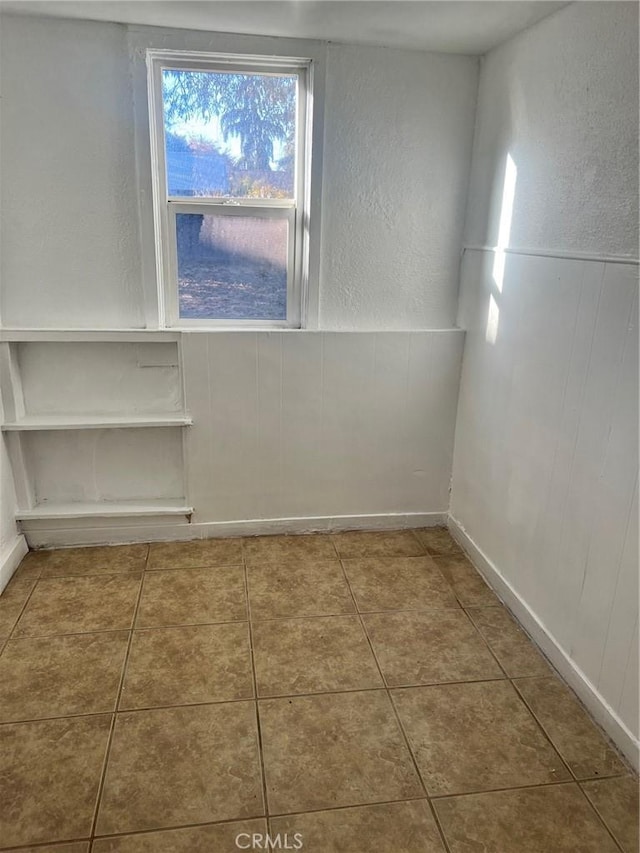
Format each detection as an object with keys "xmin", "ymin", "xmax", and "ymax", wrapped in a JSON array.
[{"xmin": 0, "ymin": 528, "xmax": 637, "ymax": 852}]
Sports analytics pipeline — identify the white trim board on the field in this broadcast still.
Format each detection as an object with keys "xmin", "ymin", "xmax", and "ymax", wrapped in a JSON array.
[
  {"xmin": 22, "ymin": 511, "xmax": 447, "ymax": 549},
  {"xmin": 448, "ymin": 514, "xmax": 639, "ymax": 772},
  {"xmin": 0, "ymin": 533, "xmax": 28, "ymax": 593},
  {"xmin": 462, "ymin": 246, "xmax": 640, "ymax": 266}
]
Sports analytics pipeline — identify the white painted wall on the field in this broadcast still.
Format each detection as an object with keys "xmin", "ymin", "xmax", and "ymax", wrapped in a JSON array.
[
  {"xmin": 15, "ymin": 329, "xmax": 462, "ymax": 546},
  {"xmin": 18, "ymin": 342, "xmax": 182, "ymax": 415},
  {"xmin": 182, "ymin": 330, "xmax": 463, "ymax": 524},
  {"xmin": 0, "ymin": 13, "xmax": 478, "ymax": 330},
  {"xmin": 0, "ymin": 15, "xmax": 145, "ymax": 329},
  {"xmin": 464, "ymin": 1, "xmax": 639, "ymax": 258},
  {"xmin": 320, "ymin": 44, "xmax": 477, "ymax": 329},
  {"xmin": 451, "ymin": 0, "xmax": 639, "ymax": 760},
  {"xmin": 0, "ymin": 13, "xmax": 475, "ymax": 547},
  {"xmin": 25, "ymin": 427, "xmax": 185, "ymax": 505}
]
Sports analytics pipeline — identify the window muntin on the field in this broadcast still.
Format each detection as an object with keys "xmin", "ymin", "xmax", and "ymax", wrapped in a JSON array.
[{"xmin": 148, "ymin": 52, "xmax": 309, "ymax": 327}]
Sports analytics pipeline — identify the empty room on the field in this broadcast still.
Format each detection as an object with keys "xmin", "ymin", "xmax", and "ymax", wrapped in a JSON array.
[{"xmin": 0, "ymin": 1, "xmax": 638, "ymax": 851}]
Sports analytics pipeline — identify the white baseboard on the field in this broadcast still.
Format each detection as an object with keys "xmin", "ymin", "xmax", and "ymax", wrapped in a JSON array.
[
  {"xmin": 448, "ymin": 514, "xmax": 639, "ymax": 772},
  {"xmin": 0, "ymin": 533, "xmax": 28, "ymax": 593},
  {"xmin": 23, "ymin": 511, "xmax": 447, "ymax": 549}
]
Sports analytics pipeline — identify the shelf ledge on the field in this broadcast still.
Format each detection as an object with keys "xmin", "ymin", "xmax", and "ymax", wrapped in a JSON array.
[
  {"xmin": 16, "ymin": 500, "xmax": 194, "ymax": 520},
  {"xmin": 2, "ymin": 415, "xmax": 193, "ymax": 431},
  {"xmin": 0, "ymin": 329, "xmax": 179, "ymax": 342}
]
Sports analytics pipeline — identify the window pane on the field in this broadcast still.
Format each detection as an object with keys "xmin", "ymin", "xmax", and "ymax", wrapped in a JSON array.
[
  {"xmin": 175, "ymin": 213, "xmax": 288, "ymax": 320},
  {"xmin": 162, "ymin": 69, "xmax": 296, "ymax": 199}
]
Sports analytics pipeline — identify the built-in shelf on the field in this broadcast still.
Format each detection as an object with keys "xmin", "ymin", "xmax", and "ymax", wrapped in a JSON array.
[
  {"xmin": 2, "ymin": 414, "xmax": 193, "ymax": 431},
  {"xmin": 0, "ymin": 329, "xmax": 179, "ymax": 342},
  {"xmin": 2, "ymin": 339, "xmax": 194, "ymax": 529},
  {"xmin": 16, "ymin": 499, "xmax": 194, "ymax": 521}
]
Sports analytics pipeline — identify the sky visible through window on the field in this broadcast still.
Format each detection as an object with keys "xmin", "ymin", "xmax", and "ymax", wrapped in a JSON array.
[{"xmin": 162, "ymin": 69, "xmax": 296, "ymax": 198}]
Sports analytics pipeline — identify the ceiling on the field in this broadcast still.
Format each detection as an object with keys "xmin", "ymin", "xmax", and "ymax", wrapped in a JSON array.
[{"xmin": 0, "ymin": 1, "xmax": 570, "ymax": 55}]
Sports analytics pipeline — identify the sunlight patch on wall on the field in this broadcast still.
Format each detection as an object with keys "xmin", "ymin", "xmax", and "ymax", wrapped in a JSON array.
[
  {"xmin": 492, "ymin": 153, "xmax": 517, "ymax": 293},
  {"xmin": 487, "ymin": 153, "xmax": 517, "ymax": 344},
  {"xmin": 486, "ymin": 293, "xmax": 500, "ymax": 345}
]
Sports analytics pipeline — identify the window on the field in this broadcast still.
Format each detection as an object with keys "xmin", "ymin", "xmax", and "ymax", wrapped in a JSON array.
[{"xmin": 147, "ymin": 51, "xmax": 311, "ymax": 327}]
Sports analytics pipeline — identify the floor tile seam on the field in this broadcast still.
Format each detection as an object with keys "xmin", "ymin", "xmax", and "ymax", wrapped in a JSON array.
[
  {"xmin": 8, "ymin": 572, "xmax": 144, "ymax": 642},
  {"xmin": 335, "ymin": 555, "xmax": 452, "ymax": 852},
  {"xmin": 511, "ymin": 675, "xmax": 637, "ymax": 779},
  {"xmin": 82, "ymin": 797, "xmax": 439, "ymax": 844},
  {"xmin": 447, "ymin": 605, "xmax": 511, "ymax": 680},
  {"xmin": 265, "ymin": 794, "xmax": 433, "ymax": 821},
  {"xmin": 7, "ymin": 627, "xmax": 137, "ymax": 641},
  {"xmin": 0, "ymin": 779, "xmax": 629, "ymax": 852},
  {"xmin": 461, "ymin": 606, "xmax": 562, "ymax": 680},
  {"xmin": 340, "ymin": 554, "xmax": 469, "ymax": 612},
  {"xmin": 250, "ymin": 610, "xmax": 359, "ymax": 624},
  {"xmin": 2, "ymin": 678, "xmax": 554, "ymax": 726},
  {"xmin": 243, "ymin": 556, "xmax": 270, "ymax": 820},
  {"xmin": 509, "ymin": 676, "xmax": 596, "ymax": 784},
  {"xmin": 409, "ymin": 528, "xmax": 429, "ymax": 554},
  {"xmin": 9, "ymin": 538, "xmax": 626, "ymax": 850},
  {"xmin": 336, "ymin": 555, "xmax": 504, "ymax": 692},
  {"xmin": 3, "ymin": 628, "xmax": 134, "ymax": 644},
  {"xmin": 0, "ymin": 836, "xmax": 91, "ymax": 852},
  {"xmin": 432, "ymin": 779, "xmax": 627, "ymax": 853},
  {"xmin": 89, "ymin": 554, "xmax": 149, "ymax": 840},
  {"xmin": 0, "ymin": 810, "xmax": 270, "ymax": 852},
  {"xmin": 573, "ymin": 780, "xmax": 627, "ymax": 853},
  {"xmin": 133, "ymin": 617, "xmax": 249, "ymax": 631},
  {"xmin": 0, "ymin": 708, "xmax": 122, "ymax": 727},
  {"xmin": 577, "ymin": 779, "xmax": 636, "ymax": 852},
  {"xmin": 37, "ymin": 568, "xmax": 147, "ymax": 581},
  {"xmin": 248, "ymin": 605, "xmax": 471, "ymax": 624},
  {"xmin": 90, "ymin": 810, "xmax": 268, "ymax": 841},
  {"xmin": 145, "ymin": 561, "xmax": 245, "ymax": 572},
  {"xmin": 334, "ymin": 549, "xmax": 431, "ymax": 561},
  {"xmin": 5, "ymin": 576, "xmax": 41, "ymax": 643},
  {"xmin": 427, "ymin": 801, "xmax": 454, "ymax": 853},
  {"xmin": 428, "ymin": 777, "xmax": 625, "ymax": 800}
]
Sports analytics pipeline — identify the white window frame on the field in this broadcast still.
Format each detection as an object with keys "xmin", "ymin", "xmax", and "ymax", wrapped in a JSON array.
[{"xmin": 147, "ymin": 50, "xmax": 312, "ymax": 329}]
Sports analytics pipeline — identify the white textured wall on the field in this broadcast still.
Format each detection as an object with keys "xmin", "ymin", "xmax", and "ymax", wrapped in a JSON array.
[
  {"xmin": 18, "ymin": 342, "xmax": 182, "ymax": 416},
  {"xmin": 452, "ymin": 251, "xmax": 638, "ymax": 741},
  {"xmin": 464, "ymin": 1, "xmax": 639, "ymax": 258},
  {"xmin": 451, "ymin": 0, "xmax": 639, "ymax": 753},
  {"xmin": 320, "ymin": 44, "xmax": 478, "ymax": 329},
  {"xmin": 0, "ymin": 15, "xmax": 145, "ymax": 328},
  {"xmin": 0, "ymin": 14, "xmax": 474, "ymax": 548},
  {"xmin": 0, "ymin": 14, "xmax": 478, "ymax": 330},
  {"xmin": 183, "ymin": 331, "xmax": 464, "ymax": 522}
]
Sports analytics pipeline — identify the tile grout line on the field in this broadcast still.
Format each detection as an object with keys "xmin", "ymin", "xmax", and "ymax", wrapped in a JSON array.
[
  {"xmin": 458, "ymin": 608, "xmax": 512, "ymax": 680},
  {"xmin": 333, "ymin": 543, "xmax": 455, "ymax": 853},
  {"xmin": 1, "ymin": 626, "xmax": 139, "ymax": 641},
  {"xmin": 4, "ymin": 572, "xmax": 43, "ymax": 645},
  {"xmin": 461, "ymin": 600, "xmax": 626, "ymax": 851},
  {"xmin": 509, "ymin": 676, "xmax": 595, "ymax": 785},
  {"xmin": 18, "ymin": 677, "xmax": 635, "ymax": 728},
  {"xmin": 87, "ymin": 544, "xmax": 150, "ymax": 842},
  {"xmin": 4, "ymin": 534, "xmax": 636, "ymax": 850},
  {"xmin": 510, "ymin": 673, "xmax": 636, "ymax": 777},
  {"xmin": 508, "ymin": 676, "xmax": 631, "ymax": 850},
  {"xmin": 242, "ymin": 543, "xmax": 270, "ymax": 824},
  {"xmin": 575, "ymin": 780, "xmax": 628, "ymax": 853}
]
